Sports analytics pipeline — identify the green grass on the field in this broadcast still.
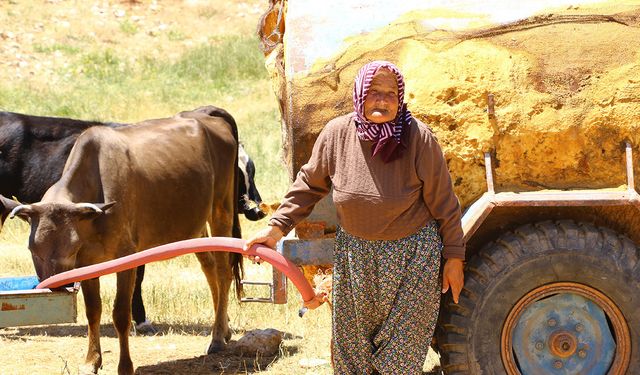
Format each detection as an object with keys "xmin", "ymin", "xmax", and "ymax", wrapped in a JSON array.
[
  {"xmin": 167, "ymin": 29, "xmax": 186, "ymax": 41},
  {"xmin": 148, "ymin": 35, "xmax": 267, "ymax": 89},
  {"xmin": 1, "ymin": 35, "xmax": 266, "ymax": 111},
  {"xmin": 79, "ymin": 49, "xmax": 130, "ymax": 81},
  {"xmin": 198, "ymin": 7, "xmax": 219, "ymax": 19},
  {"xmin": 119, "ymin": 19, "xmax": 139, "ymax": 35},
  {"xmin": 33, "ymin": 42, "xmax": 81, "ymax": 55}
]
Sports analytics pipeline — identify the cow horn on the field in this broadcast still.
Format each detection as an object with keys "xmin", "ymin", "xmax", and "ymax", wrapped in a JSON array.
[
  {"xmin": 75, "ymin": 203, "xmax": 104, "ymax": 213},
  {"xmin": 9, "ymin": 204, "xmax": 33, "ymax": 219}
]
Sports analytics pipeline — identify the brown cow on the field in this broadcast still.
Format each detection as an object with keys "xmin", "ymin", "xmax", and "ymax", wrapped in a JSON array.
[{"xmin": 10, "ymin": 107, "xmax": 243, "ymax": 374}]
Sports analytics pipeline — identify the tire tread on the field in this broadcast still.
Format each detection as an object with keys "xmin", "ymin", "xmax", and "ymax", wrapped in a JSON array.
[{"xmin": 437, "ymin": 220, "xmax": 640, "ymax": 374}]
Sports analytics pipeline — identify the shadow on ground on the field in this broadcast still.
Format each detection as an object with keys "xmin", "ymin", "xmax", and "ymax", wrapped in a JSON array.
[
  {"xmin": 2, "ymin": 323, "xmax": 303, "ymax": 340},
  {"xmin": 134, "ymin": 343, "xmax": 300, "ymax": 374}
]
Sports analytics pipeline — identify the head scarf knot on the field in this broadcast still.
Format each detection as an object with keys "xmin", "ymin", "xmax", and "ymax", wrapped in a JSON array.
[{"xmin": 353, "ymin": 60, "xmax": 413, "ymax": 163}]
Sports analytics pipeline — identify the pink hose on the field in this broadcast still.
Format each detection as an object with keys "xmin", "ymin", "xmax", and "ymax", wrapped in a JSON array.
[{"xmin": 36, "ymin": 237, "xmax": 316, "ymax": 303}]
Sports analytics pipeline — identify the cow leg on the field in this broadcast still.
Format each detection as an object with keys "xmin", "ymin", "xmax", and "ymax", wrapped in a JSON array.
[
  {"xmin": 195, "ymin": 251, "xmax": 233, "ymax": 353},
  {"xmin": 199, "ymin": 226, "xmax": 232, "ymax": 344},
  {"xmin": 81, "ymin": 278, "xmax": 102, "ymax": 374},
  {"xmin": 113, "ymin": 269, "xmax": 136, "ymax": 375},
  {"xmin": 212, "ymin": 251, "xmax": 234, "ymax": 344},
  {"xmin": 131, "ymin": 266, "xmax": 145, "ymax": 325}
]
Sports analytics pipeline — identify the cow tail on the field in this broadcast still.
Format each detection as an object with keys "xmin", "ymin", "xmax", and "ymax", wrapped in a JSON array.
[
  {"xmin": 202, "ymin": 105, "xmax": 244, "ymax": 299},
  {"xmin": 228, "ymin": 110, "xmax": 244, "ymax": 300}
]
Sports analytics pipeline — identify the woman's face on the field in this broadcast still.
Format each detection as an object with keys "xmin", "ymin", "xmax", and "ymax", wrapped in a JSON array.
[{"xmin": 363, "ymin": 69, "xmax": 399, "ymax": 124}]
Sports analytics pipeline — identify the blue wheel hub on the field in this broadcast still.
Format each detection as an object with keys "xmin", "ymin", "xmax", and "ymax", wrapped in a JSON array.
[{"xmin": 512, "ymin": 293, "xmax": 615, "ymax": 374}]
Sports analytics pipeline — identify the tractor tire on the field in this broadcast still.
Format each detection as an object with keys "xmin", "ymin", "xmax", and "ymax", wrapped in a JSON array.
[{"xmin": 436, "ymin": 220, "xmax": 640, "ymax": 374}]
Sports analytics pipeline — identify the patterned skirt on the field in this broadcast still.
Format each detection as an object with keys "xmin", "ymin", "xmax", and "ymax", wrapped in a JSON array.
[{"xmin": 332, "ymin": 221, "xmax": 443, "ymax": 375}]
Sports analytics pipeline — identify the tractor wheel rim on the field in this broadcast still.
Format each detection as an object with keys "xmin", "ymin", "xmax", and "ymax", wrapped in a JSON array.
[{"xmin": 501, "ymin": 282, "xmax": 630, "ymax": 374}]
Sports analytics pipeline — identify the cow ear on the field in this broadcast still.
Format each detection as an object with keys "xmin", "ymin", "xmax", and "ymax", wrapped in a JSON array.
[
  {"xmin": 0, "ymin": 195, "xmax": 20, "ymax": 216},
  {"xmin": 73, "ymin": 202, "xmax": 115, "ymax": 221},
  {"xmin": 96, "ymin": 202, "xmax": 116, "ymax": 212}
]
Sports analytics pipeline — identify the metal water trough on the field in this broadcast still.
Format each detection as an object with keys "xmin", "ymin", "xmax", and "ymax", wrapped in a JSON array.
[{"xmin": 0, "ymin": 276, "xmax": 78, "ymax": 328}]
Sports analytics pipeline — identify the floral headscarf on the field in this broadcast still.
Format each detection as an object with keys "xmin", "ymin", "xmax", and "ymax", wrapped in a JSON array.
[{"xmin": 353, "ymin": 60, "xmax": 413, "ymax": 163}]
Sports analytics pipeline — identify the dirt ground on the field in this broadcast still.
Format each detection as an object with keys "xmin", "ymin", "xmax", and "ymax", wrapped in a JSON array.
[{"xmin": 1, "ymin": 324, "xmax": 285, "ymax": 374}]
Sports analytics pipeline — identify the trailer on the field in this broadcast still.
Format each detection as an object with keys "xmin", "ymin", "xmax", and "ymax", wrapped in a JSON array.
[{"xmin": 254, "ymin": 1, "xmax": 640, "ymax": 373}]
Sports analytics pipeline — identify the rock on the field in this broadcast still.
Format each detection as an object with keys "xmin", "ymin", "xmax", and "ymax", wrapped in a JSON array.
[
  {"xmin": 91, "ymin": 6, "xmax": 106, "ymax": 15},
  {"xmin": 229, "ymin": 328, "xmax": 283, "ymax": 357}
]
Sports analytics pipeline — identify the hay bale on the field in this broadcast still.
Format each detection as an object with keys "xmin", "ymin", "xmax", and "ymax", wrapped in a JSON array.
[{"xmin": 268, "ymin": 3, "xmax": 640, "ymax": 208}]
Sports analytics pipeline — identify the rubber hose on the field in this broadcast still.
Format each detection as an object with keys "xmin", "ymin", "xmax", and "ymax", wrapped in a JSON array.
[{"xmin": 36, "ymin": 237, "xmax": 316, "ymax": 303}]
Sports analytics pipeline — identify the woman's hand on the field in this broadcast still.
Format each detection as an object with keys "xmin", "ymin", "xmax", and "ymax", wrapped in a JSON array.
[
  {"xmin": 442, "ymin": 258, "xmax": 464, "ymax": 303},
  {"xmin": 242, "ymin": 225, "xmax": 284, "ymax": 263}
]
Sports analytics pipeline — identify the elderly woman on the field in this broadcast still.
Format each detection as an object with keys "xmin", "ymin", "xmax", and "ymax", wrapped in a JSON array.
[{"xmin": 245, "ymin": 60, "xmax": 465, "ymax": 374}]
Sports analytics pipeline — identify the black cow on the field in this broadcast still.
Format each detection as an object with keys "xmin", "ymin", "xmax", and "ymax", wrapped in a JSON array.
[
  {"xmin": 0, "ymin": 111, "xmax": 123, "ymax": 204},
  {"xmin": 0, "ymin": 107, "xmax": 265, "ymax": 331}
]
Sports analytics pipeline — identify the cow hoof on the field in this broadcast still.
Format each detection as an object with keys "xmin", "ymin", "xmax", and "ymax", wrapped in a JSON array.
[
  {"xmin": 207, "ymin": 340, "xmax": 227, "ymax": 354},
  {"xmin": 81, "ymin": 354, "xmax": 102, "ymax": 374},
  {"xmin": 79, "ymin": 363, "xmax": 99, "ymax": 375},
  {"xmin": 133, "ymin": 320, "xmax": 157, "ymax": 336},
  {"xmin": 117, "ymin": 362, "xmax": 134, "ymax": 375},
  {"xmin": 225, "ymin": 329, "xmax": 232, "ymax": 342}
]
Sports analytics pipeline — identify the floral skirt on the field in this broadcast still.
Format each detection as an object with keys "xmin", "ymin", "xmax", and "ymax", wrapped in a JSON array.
[{"xmin": 332, "ymin": 221, "xmax": 443, "ymax": 374}]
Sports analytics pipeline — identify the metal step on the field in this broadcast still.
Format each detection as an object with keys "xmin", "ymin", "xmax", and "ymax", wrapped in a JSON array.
[{"xmin": 239, "ymin": 280, "xmax": 273, "ymax": 303}]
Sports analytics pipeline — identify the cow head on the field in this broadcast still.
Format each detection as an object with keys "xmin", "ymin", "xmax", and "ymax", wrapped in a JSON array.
[
  {"xmin": 238, "ymin": 144, "xmax": 266, "ymax": 221},
  {"xmin": 0, "ymin": 194, "xmax": 20, "ymax": 232},
  {"xmin": 10, "ymin": 202, "xmax": 116, "ymax": 281}
]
